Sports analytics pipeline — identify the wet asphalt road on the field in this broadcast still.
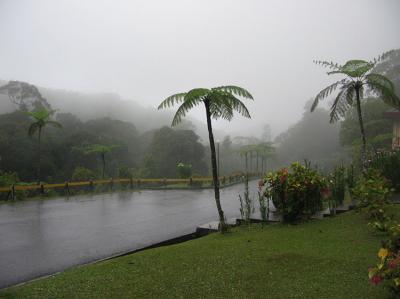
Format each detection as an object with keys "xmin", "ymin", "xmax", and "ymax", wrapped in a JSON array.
[{"xmin": 0, "ymin": 182, "xmax": 259, "ymax": 288}]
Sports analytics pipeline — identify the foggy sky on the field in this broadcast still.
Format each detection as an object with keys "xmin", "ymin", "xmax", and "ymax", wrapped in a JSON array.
[{"xmin": 0, "ymin": 0, "xmax": 399, "ymax": 137}]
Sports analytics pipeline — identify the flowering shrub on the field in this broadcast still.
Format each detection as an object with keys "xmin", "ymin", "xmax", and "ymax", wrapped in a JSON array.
[
  {"xmin": 369, "ymin": 224, "xmax": 400, "ymax": 295},
  {"xmin": 264, "ymin": 162, "xmax": 326, "ymax": 223},
  {"xmin": 352, "ymin": 169, "xmax": 392, "ymax": 221}
]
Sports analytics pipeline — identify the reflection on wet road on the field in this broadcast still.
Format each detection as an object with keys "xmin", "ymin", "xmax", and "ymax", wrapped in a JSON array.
[{"xmin": 0, "ymin": 182, "xmax": 259, "ymax": 288}]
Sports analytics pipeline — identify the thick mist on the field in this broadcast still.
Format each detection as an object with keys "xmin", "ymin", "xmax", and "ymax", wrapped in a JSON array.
[{"xmin": 0, "ymin": 0, "xmax": 399, "ymax": 138}]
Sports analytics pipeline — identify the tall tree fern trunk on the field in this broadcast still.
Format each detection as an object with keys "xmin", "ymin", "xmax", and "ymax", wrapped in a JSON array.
[
  {"xmin": 37, "ymin": 127, "xmax": 42, "ymax": 183},
  {"xmin": 355, "ymin": 87, "xmax": 367, "ymax": 170},
  {"xmin": 261, "ymin": 157, "xmax": 264, "ymax": 175},
  {"xmin": 256, "ymin": 152, "xmax": 259, "ymax": 174},
  {"xmin": 101, "ymin": 153, "xmax": 106, "ymax": 179},
  {"xmin": 204, "ymin": 99, "xmax": 226, "ymax": 231},
  {"xmin": 245, "ymin": 154, "xmax": 248, "ymax": 174}
]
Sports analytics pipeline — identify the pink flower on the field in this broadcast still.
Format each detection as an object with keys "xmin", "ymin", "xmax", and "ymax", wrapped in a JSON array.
[
  {"xmin": 389, "ymin": 259, "xmax": 399, "ymax": 269},
  {"xmin": 371, "ymin": 275, "xmax": 382, "ymax": 285}
]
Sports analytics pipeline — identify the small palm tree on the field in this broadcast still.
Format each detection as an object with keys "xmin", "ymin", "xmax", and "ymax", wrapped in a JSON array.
[
  {"xmin": 239, "ymin": 145, "xmax": 252, "ymax": 174},
  {"xmin": 158, "ymin": 86, "xmax": 254, "ymax": 231},
  {"xmin": 27, "ymin": 109, "xmax": 62, "ymax": 182},
  {"xmin": 257, "ymin": 143, "xmax": 275, "ymax": 175},
  {"xmin": 81, "ymin": 144, "xmax": 119, "ymax": 179},
  {"xmin": 311, "ymin": 51, "xmax": 400, "ymax": 166}
]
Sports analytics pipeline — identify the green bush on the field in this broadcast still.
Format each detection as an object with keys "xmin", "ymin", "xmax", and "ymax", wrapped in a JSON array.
[
  {"xmin": 176, "ymin": 162, "xmax": 192, "ymax": 179},
  {"xmin": 264, "ymin": 162, "xmax": 326, "ymax": 223},
  {"xmin": 0, "ymin": 170, "xmax": 19, "ymax": 187},
  {"xmin": 119, "ymin": 167, "xmax": 133, "ymax": 179},
  {"xmin": 329, "ymin": 165, "xmax": 346, "ymax": 205},
  {"xmin": 352, "ymin": 169, "xmax": 391, "ymax": 221},
  {"xmin": 71, "ymin": 167, "xmax": 97, "ymax": 181},
  {"xmin": 369, "ymin": 151, "xmax": 400, "ymax": 192}
]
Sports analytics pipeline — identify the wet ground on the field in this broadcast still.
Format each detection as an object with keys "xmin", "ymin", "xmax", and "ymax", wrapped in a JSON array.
[{"xmin": 0, "ymin": 181, "xmax": 261, "ymax": 288}]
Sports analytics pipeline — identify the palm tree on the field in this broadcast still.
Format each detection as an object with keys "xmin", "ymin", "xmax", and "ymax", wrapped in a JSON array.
[
  {"xmin": 27, "ymin": 109, "xmax": 62, "ymax": 182},
  {"xmin": 80, "ymin": 144, "xmax": 119, "ymax": 179},
  {"xmin": 311, "ymin": 52, "xmax": 400, "ymax": 167},
  {"xmin": 158, "ymin": 86, "xmax": 254, "ymax": 230},
  {"xmin": 239, "ymin": 145, "xmax": 252, "ymax": 174},
  {"xmin": 258, "ymin": 143, "xmax": 275, "ymax": 175}
]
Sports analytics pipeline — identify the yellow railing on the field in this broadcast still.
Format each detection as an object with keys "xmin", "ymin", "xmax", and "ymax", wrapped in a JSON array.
[{"xmin": 0, "ymin": 172, "xmax": 260, "ymax": 195}]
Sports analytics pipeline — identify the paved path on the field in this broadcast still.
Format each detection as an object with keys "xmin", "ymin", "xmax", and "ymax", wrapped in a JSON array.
[{"xmin": 0, "ymin": 181, "xmax": 259, "ymax": 288}]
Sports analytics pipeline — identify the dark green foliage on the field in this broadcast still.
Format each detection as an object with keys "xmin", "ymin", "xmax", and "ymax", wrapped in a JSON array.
[
  {"xmin": 340, "ymin": 98, "xmax": 393, "ymax": 150},
  {"xmin": 238, "ymin": 174, "xmax": 253, "ymax": 224},
  {"xmin": 265, "ymin": 162, "xmax": 326, "ymax": 223},
  {"xmin": 312, "ymin": 51, "xmax": 400, "ymax": 168},
  {"xmin": 0, "ymin": 170, "xmax": 19, "ymax": 187},
  {"xmin": 118, "ymin": 167, "xmax": 133, "ymax": 179},
  {"xmin": 143, "ymin": 127, "xmax": 207, "ymax": 178},
  {"xmin": 71, "ymin": 167, "xmax": 97, "ymax": 181},
  {"xmin": 0, "ymin": 112, "xmax": 140, "ymax": 182},
  {"xmin": 370, "ymin": 151, "xmax": 400, "ymax": 192},
  {"xmin": 329, "ymin": 165, "xmax": 346, "ymax": 205},
  {"xmin": 352, "ymin": 169, "xmax": 391, "ymax": 220},
  {"xmin": 176, "ymin": 162, "xmax": 192, "ymax": 179}
]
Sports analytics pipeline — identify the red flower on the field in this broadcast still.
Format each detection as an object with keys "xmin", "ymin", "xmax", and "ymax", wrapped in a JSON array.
[
  {"xmin": 389, "ymin": 258, "xmax": 400, "ymax": 269},
  {"xmin": 279, "ymin": 175, "xmax": 287, "ymax": 184},
  {"xmin": 371, "ymin": 275, "xmax": 382, "ymax": 285}
]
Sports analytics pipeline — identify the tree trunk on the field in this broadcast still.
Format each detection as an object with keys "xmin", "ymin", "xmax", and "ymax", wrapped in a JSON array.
[
  {"xmin": 261, "ymin": 157, "xmax": 264, "ymax": 175},
  {"xmin": 101, "ymin": 153, "xmax": 106, "ymax": 179},
  {"xmin": 250, "ymin": 151, "xmax": 253, "ymax": 175},
  {"xmin": 245, "ymin": 153, "xmax": 248, "ymax": 174},
  {"xmin": 256, "ymin": 152, "xmax": 259, "ymax": 174},
  {"xmin": 37, "ymin": 127, "xmax": 42, "ymax": 183},
  {"xmin": 355, "ymin": 86, "xmax": 367, "ymax": 170},
  {"xmin": 204, "ymin": 100, "xmax": 226, "ymax": 231}
]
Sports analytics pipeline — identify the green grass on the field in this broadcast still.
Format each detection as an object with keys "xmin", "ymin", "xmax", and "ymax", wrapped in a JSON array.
[{"xmin": 1, "ymin": 208, "xmax": 395, "ymax": 299}]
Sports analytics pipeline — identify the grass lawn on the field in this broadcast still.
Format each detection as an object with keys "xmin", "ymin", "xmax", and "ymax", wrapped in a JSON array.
[{"xmin": 1, "ymin": 207, "xmax": 395, "ymax": 299}]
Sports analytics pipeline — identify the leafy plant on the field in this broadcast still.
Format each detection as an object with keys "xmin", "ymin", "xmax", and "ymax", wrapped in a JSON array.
[
  {"xmin": 264, "ymin": 162, "xmax": 326, "ymax": 223},
  {"xmin": 258, "ymin": 180, "xmax": 269, "ymax": 224},
  {"xmin": 311, "ymin": 52, "xmax": 400, "ymax": 168},
  {"xmin": 327, "ymin": 165, "xmax": 346, "ymax": 214},
  {"xmin": 238, "ymin": 175, "xmax": 254, "ymax": 225},
  {"xmin": 370, "ymin": 150, "xmax": 400, "ymax": 192},
  {"xmin": 352, "ymin": 169, "xmax": 392, "ymax": 221},
  {"xmin": 27, "ymin": 108, "xmax": 62, "ymax": 182},
  {"xmin": 176, "ymin": 162, "xmax": 192, "ymax": 179},
  {"xmin": 71, "ymin": 166, "xmax": 97, "ymax": 181},
  {"xmin": 0, "ymin": 170, "xmax": 19, "ymax": 187},
  {"xmin": 158, "ymin": 85, "xmax": 254, "ymax": 231},
  {"xmin": 78, "ymin": 144, "xmax": 119, "ymax": 179}
]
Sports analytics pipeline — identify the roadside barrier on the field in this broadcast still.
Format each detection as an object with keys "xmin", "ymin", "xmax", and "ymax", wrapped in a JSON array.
[{"xmin": 0, "ymin": 172, "xmax": 262, "ymax": 200}]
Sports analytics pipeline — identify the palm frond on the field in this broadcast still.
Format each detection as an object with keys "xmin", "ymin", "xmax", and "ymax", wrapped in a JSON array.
[
  {"xmin": 28, "ymin": 123, "xmax": 40, "ymax": 137},
  {"xmin": 314, "ymin": 60, "xmax": 342, "ymax": 71},
  {"xmin": 26, "ymin": 109, "xmax": 52, "ymax": 121},
  {"xmin": 171, "ymin": 98, "xmax": 204, "ymax": 126},
  {"xmin": 158, "ymin": 93, "xmax": 187, "ymax": 110},
  {"xmin": 370, "ymin": 50, "xmax": 396, "ymax": 64},
  {"xmin": 183, "ymin": 88, "xmax": 210, "ymax": 103},
  {"xmin": 212, "ymin": 86, "xmax": 254, "ymax": 99},
  {"xmin": 209, "ymin": 96, "xmax": 234, "ymax": 121},
  {"xmin": 311, "ymin": 79, "xmax": 346, "ymax": 112},
  {"xmin": 328, "ymin": 60, "xmax": 374, "ymax": 78},
  {"xmin": 45, "ymin": 120, "xmax": 63, "ymax": 129},
  {"xmin": 329, "ymin": 85, "xmax": 353, "ymax": 123},
  {"xmin": 365, "ymin": 73, "xmax": 400, "ymax": 108},
  {"xmin": 223, "ymin": 94, "xmax": 251, "ymax": 118}
]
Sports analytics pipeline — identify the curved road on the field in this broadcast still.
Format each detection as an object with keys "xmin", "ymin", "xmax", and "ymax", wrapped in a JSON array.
[{"xmin": 0, "ymin": 181, "xmax": 259, "ymax": 288}]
